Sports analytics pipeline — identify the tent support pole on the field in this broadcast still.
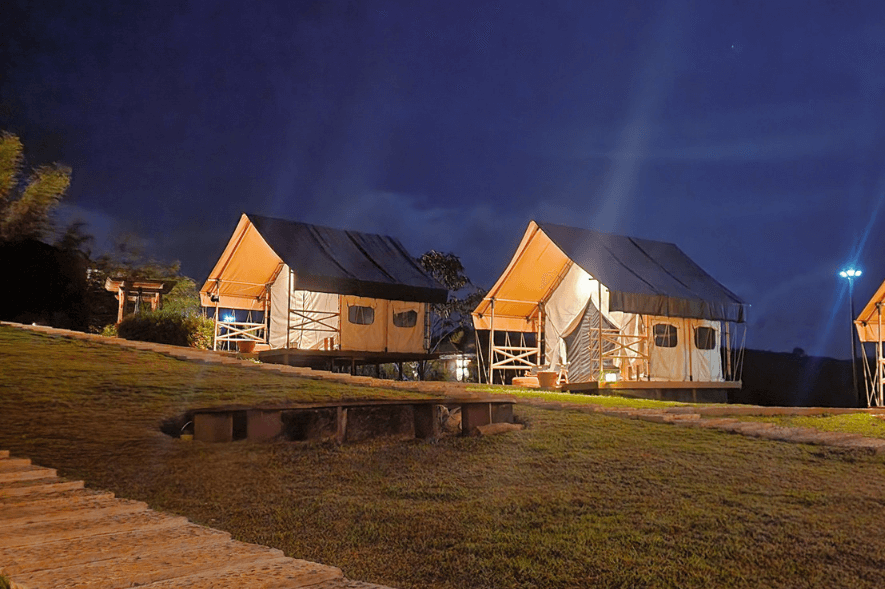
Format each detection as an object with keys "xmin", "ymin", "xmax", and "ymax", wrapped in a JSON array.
[
  {"xmin": 687, "ymin": 318, "xmax": 694, "ymax": 382},
  {"xmin": 489, "ymin": 299, "xmax": 496, "ymax": 385},
  {"xmin": 286, "ymin": 269, "xmax": 292, "ymax": 349},
  {"xmin": 537, "ymin": 302, "xmax": 543, "ymax": 367},
  {"xmin": 725, "ymin": 322, "xmax": 732, "ymax": 381},
  {"xmin": 597, "ymin": 281, "xmax": 603, "ymax": 380},
  {"xmin": 213, "ymin": 279, "xmax": 220, "ymax": 351},
  {"xmin": 474, "ymin": 328, "xmax": 483, "ymax": 384},
  {"xmin": 864, "ymin": 303, "xmax": 885, "ymax": 407}
]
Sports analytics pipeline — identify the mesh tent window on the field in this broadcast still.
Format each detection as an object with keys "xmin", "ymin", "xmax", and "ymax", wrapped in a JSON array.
[
  {"xmin": 393, "ymin": 310, "xmax": 418, "ymax": 328},
  {"xmin": 348, "ymin": 305, "xmax": 375, "ymax": 325},
  {"xmin": 694, "ymin": 326, "xmax": 716, "ymax": 350},
  {"xmin": 653, "ymin": 323, "xmax": 678, "ymax": 348}
]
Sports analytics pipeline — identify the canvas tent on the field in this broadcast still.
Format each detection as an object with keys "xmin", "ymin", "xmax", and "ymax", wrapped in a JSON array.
[
  {"xmin": 200, "ymin": 213, "xmax": 446, "ymax": 354},
  {"xmin": 472, "ymin": 221, "xmax": 748, "ymax": 385},
  {"xmin": 854, "ymin": 279, "xmax": 885, "ymax": 406}
]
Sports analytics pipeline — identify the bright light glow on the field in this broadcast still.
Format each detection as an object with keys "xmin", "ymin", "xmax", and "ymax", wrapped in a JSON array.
[
  {"xmin": 840, "ymin": 268, "xmax": 862, "ymax": 279},
  {"xmin": 223, "ymin": 314, "xmax": 236, "ymax": 323},
  {"xmin": 604, "ymin": 372, "xmax": 618, "ymax": 382}
]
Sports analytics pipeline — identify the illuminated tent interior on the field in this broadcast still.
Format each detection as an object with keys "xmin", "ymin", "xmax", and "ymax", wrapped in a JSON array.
[
  {"xmin": 472, "ymin": 221, "xmax": 748, "ymax": 385},
  {"xmin": 200, "ymin": 213, "xmax": 447, "ymax": 353}
]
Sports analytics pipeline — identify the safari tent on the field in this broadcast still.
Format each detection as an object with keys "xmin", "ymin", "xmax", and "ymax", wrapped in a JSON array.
[
  {"xmin": 472, "ymin": 221, "xmax": 748, "ymax": 391},
  {"xmin": 200, "ymin": 214, "xmax": 446, "ymax": 358},
  {"xmin": 854, "ymin": 280, "xmax": 885, "ymax": 406}
]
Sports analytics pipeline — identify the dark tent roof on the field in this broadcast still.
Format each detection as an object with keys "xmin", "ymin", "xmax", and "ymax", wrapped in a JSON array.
[
  {"xmin": 538, "ymin": 222, "xmax": 748, "ymax": 323},
  {"xmin": 248, "ymin": 214, "xmax": 447, "ymax": 303}
]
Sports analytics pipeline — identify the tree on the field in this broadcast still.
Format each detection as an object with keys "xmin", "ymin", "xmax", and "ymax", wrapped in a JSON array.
[
  {"xmin": 414, "ymin": 251, "xmax": 486, "ymax": 381},
  {"xmin": 0, "ymin": 131, "xmax": 71, "ymax": 243},
  {"xmin": 418, "ymin": 251, "xmax": 486, "ymax": 346}
]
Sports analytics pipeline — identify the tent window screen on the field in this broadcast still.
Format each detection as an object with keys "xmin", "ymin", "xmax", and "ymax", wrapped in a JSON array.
[
  {"xmin": 347, "ymin": 305, "xmax": 375, "ymax": 325},
  {"xmin": 653, "ymin": 324, "xmax": 678, "ymax": 348},
  {"xmin": 694, "ymin": 326, "xmax": 716, "ymax": 350},
  {"xmin": 393, "ymin": 310, "xmax": 418, "ymax": 328}
]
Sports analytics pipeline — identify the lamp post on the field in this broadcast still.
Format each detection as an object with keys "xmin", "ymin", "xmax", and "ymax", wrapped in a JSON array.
[{"xmin": 840, "ymin": 268, "xmax": 862, "ymax": 406}]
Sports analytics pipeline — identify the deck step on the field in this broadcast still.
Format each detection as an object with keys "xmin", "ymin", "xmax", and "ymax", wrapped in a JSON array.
[
  {"xmin": 2, "ymin": 498, "xmax": 148, "ymax": 528},
  {"xmin": 0, "ymin": 479, "xmax": 83, "ymax": 498},
  {"xmin": 0, "ymin": 509, "xmax": 188, "ymax": 548},
  {"xmin": 0, "ymin": 466, "xmax": 57, "ymax": 484},
  {"xmin": 0, "ymin": 488, "xmax": 114, "ymax": 509},
  {"xmin": 136, "ymin": 557, "xmax": 343, "ymax": 589},
  {"xmin": 0, "ymin": 457, "xmax": 30, "ymax": 469},
  {"xmin": 15, "ymin": 540, "xmax": 295, "ymax": 589},
  {"xmin": 0, "ymin": 523, "xmax": 230, "ymax": 575}
]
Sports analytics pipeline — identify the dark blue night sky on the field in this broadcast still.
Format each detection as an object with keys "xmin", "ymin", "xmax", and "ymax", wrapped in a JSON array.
[{"xmin": 3, "ymin": 0, "xmax": 885, "ymax": 358}]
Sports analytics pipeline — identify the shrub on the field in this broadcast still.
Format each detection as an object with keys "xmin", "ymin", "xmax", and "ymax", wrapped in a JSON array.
[
  {"xmin": 101, "ymin": 323, "xmax": 118, "ymax": 337},
  {"xmin": 117, "ymin": 310, "xmax": 215, "ymax": 349}
]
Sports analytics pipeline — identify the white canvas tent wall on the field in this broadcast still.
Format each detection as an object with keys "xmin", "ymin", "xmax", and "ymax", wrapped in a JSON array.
[
  {"xmin": 472, "ymin": 221, "xmax": 748, "ymax": 384},
  {"xmin": 855, "ymin": 279, "xmax": 885, "ymax": 406},
  {"xmin": 201, "ymin": 213, "xmax": 446, "ymax": 353}
]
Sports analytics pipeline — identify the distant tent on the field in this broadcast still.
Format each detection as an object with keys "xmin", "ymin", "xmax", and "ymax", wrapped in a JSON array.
[
  {"xmin": 854, "ymin": 280, "xmax": 885, "ymax": 406},
  {"xmin": 200, "ymin": 213, "xmax": 447, "ymax": 353},
  {"xmin": 472, "ymin": 221, "xmax": 748, "ymax": 385}
]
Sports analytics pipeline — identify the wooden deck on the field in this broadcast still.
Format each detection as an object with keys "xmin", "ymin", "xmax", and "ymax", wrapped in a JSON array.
[
  {"xmin": 259, "ymin": 348, "xmax": 440, "ymax": 371},
  {"xmin": 561, "ymin": 380, "xmax": 742, "ymax": 403}
]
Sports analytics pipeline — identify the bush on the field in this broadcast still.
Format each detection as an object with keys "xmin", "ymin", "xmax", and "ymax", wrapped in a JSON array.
[
  {"xmin": 117, "ymin": 310, "xmax": 215, "ymax": 349},
  {"xmin": 101, "ymin": 323, "xmax": 118, "ymax": 337}
]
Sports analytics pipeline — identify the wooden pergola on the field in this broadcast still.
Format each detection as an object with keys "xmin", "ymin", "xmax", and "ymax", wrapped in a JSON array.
[{"xmin": 105, "ymin": 277, "xmax": 176, "ymax": 323}]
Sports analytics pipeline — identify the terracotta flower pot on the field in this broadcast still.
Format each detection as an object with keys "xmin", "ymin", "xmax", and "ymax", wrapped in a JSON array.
[
  {"xmin": 537, "ymin": 370, "xmax": 558, "ymax": 389},
  {"xmin": 237, "ymin": 341, "xmax": 256, "ymax": 353}
]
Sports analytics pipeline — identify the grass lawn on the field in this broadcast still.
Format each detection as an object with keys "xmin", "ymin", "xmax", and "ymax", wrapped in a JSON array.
[{"xmin": 3, "ymin": 325, "xmax": 885, "ymax": 588}]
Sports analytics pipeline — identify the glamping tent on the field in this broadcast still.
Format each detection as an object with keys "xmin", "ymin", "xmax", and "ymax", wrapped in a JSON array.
[
  {"xmin": 854, "ymin": 280, "xmax": 885, "ymax": 406},
  {"xmin": 472, "ymin": 221, "xmax": 748, "ymax": 389},
  {"xmin": 200, "ymin": 214, "xmax": 447, "ymax": 358}
]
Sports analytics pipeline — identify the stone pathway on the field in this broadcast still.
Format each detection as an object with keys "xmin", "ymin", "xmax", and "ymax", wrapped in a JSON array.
[
  {"xmin": 0, "ymin": 450, "xmax": 393, "ymax": 589},
  {"xmin": 516, "ymin": 398, "xmax": 885, "ymax": 454}
]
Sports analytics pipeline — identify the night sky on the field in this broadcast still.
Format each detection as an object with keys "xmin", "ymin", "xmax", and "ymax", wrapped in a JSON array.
[{"xmin": 3, "ymin": 0, "xmax": 885, "ymax": 359}]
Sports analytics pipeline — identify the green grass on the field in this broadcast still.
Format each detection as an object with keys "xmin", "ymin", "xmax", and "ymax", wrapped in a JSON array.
[
  {"xmin": 468, "ymin": 384, "xmax": 693, "ymax": 408},
  {"xmin": 738, "ymin": 413, "xmax": 885, "ymax": 440},
  {"xmin": 4, "ymin": 325, "xmax": 885, "ymax": 589}
]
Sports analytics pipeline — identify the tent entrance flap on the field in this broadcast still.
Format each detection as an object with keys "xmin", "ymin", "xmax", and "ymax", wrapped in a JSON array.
[{"xmin": 269, "ymin": 266, "xmax": 341, "ymax": 350}]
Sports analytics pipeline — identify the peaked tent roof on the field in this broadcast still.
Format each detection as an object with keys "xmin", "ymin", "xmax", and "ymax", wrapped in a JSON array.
[
  {"xmin": 855, "ymin": 277, "xmax": 885, "ymax": 342},
  {"xmin": 201, "ymin": 213, "xmax": 447, "ymax": 308},
  {"xmin": 538, "ymin": 222, "xmax": 747, "ymax": 323},
  {"xmin": 472, "ymin": 221, "xmax": 747, "ymax": 330}
]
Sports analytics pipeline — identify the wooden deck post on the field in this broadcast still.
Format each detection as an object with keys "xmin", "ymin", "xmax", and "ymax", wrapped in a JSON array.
[{"xmin": 336, "ymin": 406, "xmax": 348, "ymax": 444}]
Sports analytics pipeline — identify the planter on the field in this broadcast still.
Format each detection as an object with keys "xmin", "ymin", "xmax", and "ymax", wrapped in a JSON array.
[
  {"xmin": 237, "ymin": 341, "xmax": 256, "ymax": 353},
  {"xmin": 537, "ymin": 370, "xmax": 558, "ymax": 389}
]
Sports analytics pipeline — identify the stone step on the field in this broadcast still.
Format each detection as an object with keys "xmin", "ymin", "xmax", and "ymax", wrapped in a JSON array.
[
  {"xmin": 0, "ymin": 522, "xmax": 231, "ymax": 575},
  {"xmin": 137, "ymin": 557, "xmax": 343, "ymax": 589},
  {"xmin": 2, "ymin": 498, "xmax": 147, "ymax": 528},
  {"xmin": 0, "ymin": 457, "xmax": 30, "ymax": 469},
  {"xmin": 0, "ymin": 508, "xmax": 188, "ymax": 548},
  {"xmin": 15, "ymin": 536, "xmax": 294, "ymax": 589},
  {"xmin": 0, "ymin": 479, "xmax": 83, "ymax": 498},
  {"xmin": 0, "ymin": 465, "xmax": 57, "ymax": 484}
]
